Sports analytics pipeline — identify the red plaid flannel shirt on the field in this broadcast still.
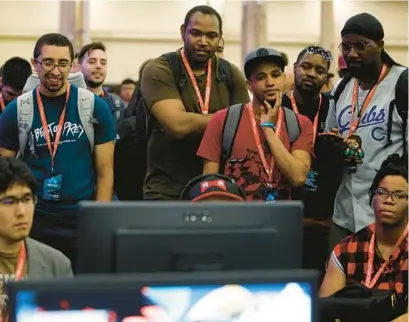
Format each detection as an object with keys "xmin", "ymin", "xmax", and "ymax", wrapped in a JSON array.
[{"xmin": 332, "ymin": 223, "xmax": 408, "ymax": 295}]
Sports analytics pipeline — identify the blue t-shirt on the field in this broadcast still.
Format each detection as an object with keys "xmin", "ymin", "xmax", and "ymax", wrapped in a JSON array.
[{"xmin": 0, "ymin": 85, "xmax": 116, "ymax": 215}]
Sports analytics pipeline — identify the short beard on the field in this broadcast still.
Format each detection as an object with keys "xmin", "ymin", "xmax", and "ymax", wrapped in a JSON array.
[
  {"xmin": 44, "ymin": 80, "xmax": 65, "ymax": 93},
  {"xmin": 86, "ymin": 79, "xmax": 104, "ymax": 88}
]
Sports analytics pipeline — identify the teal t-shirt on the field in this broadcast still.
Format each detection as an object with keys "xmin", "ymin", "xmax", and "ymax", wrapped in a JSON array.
[{"xmin": 0, "ymin": 85, "xmax": 116, "ymax": 215}]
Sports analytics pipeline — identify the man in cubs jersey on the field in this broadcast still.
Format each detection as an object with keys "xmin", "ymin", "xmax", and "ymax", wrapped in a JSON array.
[{"xmin": 325, "ymin": 13, "xmax": 408, "ymax": 249}]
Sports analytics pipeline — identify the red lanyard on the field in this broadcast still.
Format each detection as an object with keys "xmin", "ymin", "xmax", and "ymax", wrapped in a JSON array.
[
  {"xmin": 247, "ymin": 103, "xmax": 284, "ymax": 183},
  {"xmin": 365, "ymin": 224, "xmax": 408, "ymax": 289},
  {"xmin": 290, "ymin": 92, "xmax": 322, "ymax": 146},
  {"xmin": 36, "ymin": 84, "xmax": 71, "ymax": 172},
  {"xmin": 15, "ymin": 243, "xmax": 27, "ymax": 281},
  {"xmin": 349, "ymin": 64, "xmax": 388, "ymax": 136},
  {"xmin": 0, "ymin": 94, "xmax": 5, "ymax": 111},
  {"xmin": 180, "ymin": 48, "xmax": 212, "ymax": 114}
]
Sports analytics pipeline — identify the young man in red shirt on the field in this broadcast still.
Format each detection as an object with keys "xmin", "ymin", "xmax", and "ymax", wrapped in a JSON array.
[{"xmin": 197, "ymin": 47, "xmax": 314, "ymax": 201}]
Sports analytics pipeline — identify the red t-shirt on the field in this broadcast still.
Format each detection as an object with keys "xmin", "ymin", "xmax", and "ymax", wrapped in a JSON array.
[{"xmin": 197, "ymin": 107, "xmax": 314, "ymax": 200}]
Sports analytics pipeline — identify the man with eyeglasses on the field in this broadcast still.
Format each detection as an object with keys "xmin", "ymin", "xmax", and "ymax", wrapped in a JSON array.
[
  {"xmin": 320, "ymin": 153, "xmax": 408, "ymax": 322},
  {"xmin": 324, "ymin": 13, "xmax": 408, "ymax": 249},
  {"xmin": 0, "ymin": 156, "xmax": 72, "ymax": 321},
  {"xmin": 0, "ymin": 33, "xmax": 116, "ymax": 266}
]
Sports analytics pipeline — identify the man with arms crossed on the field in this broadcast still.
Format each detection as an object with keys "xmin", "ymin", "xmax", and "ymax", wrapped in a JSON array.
[{"xmin": 141, "ymin": 5, "xmax": 249, "ymax": 200}]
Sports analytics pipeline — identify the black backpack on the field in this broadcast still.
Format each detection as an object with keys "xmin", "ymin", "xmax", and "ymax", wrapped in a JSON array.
[
  {"xmin": 114, "ymin": 52, "xmax": 233, "ymax": 200},
  {"xmin": 330, "ymin": 68, "xmax": 408, "ymax": 155},
  {"xmin": 218, "ymin": 103, "xmax": 301, "ymax": 172}
]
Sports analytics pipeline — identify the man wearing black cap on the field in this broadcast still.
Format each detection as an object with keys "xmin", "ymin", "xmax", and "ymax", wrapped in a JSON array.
[
  {"xmin": 197, "ymin": 47, "xmax": 314, "ymax": 201},
  {"xmin": 325, "ymin": 13, "xmax": 408, "ymax": 248}
]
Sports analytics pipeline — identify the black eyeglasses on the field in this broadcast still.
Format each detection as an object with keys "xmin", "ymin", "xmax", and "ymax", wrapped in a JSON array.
[
  {"xmin": 373, "ymin": 187, "xmax": 408, "ymax": 202},
  {"xmin": 0, "ymin": 194, "xmax": 37, "ymax": 207},
  {"xmin": 305, "ymin": 45, "xmax": 333, "ymax": 62},
  {"xmin": 36, "ymin": 59, "xmax": 72, "ymax": 71},
  {"xmin": 338, "ymin": 41, "xmax": 374, "ymax": 53}
]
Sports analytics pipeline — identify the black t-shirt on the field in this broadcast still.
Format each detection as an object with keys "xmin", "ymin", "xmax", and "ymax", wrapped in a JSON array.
[{"xmin": 282, "ymin": 92, "xmax": 340, "ymax": 221}]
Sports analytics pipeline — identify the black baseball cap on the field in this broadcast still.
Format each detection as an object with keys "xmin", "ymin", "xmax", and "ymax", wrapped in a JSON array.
[
  {"xmin": 244, "ymin": 47, "xmax": 286, "ymax": 79},
  {"xmin": 180, "ymin": 174, "xmax": 246, "ymax": 202}
]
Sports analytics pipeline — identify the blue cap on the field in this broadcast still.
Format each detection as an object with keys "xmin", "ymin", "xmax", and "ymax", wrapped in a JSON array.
[{"xmin": 244, "ymin": 47, "xmax": 286, "ymax": 79}]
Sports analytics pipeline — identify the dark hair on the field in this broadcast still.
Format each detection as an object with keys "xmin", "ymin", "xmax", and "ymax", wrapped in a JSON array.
[
  {"xmin": 368, "ymin": 153, "xmax": 408, "ymax": 205},
  {"xmin": 183, "ymin": 5, "xmax": 223, "ymax": 36},
  {"xmin": 34, "ymin": 33, "xmax": 74, "ymax": 61},
  {"xmin": 296, "ymin": 45, "xmax": 333, "ymax": 70},
  {"xmin": 1, "ymin": 57, "xmax": 32, "ymax": 91},
  {"xmin": 0, "ymin": 64, "xmax": 4, "ymax": 76},
  {"xmin": 77, "ymin": 42, "xmax": 106, "ymax": 63},
  {"xmin": 0, "ymin": 157, "xmax": 37, "ymax": 195},
  {"xmin": 121, "ymin": 78, "xmax": 136, "ymax": 86}
]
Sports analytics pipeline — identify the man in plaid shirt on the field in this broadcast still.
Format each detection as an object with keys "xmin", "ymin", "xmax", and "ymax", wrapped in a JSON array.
[{"xmin": 319, "ymin": 154, "xmax": 408, "ymax": 321}]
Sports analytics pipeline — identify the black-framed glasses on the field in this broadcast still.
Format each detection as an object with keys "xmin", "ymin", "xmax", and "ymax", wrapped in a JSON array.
[
  {"xmin": 36, "ymin": 59, "xmax": 72, "ymax": 71},
  {"xmin": 373, "ymin": 187, "xmax": 408, "ymax": 202},
  {"xmin": 305, "ymin": 45, "xmax": 333, "ymax": 62},
  {"xmin": 0, "ymin": 194, "xmax": 37, "ymax": 207},
  {"xmin": 338, "ymin": 41, "xmax": 374, "ymax": 53}
]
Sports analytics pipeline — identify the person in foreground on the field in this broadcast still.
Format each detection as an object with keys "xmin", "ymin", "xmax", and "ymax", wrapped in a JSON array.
[
  {"xmin": 319, "ymin": 153, "xmax": 408, "ymax": 322},
  {"xmin": 0, "ymin": 156, "xmax": 72, "ymax": 320}
]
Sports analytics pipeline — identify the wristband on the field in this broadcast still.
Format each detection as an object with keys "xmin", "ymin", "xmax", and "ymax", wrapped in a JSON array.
[{"xmin": 260, "ymin": 122, "xmax": 275, "ymax": 129}]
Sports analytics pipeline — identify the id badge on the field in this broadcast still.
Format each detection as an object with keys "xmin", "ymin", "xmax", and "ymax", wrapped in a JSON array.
[
  {"xmin": 42, "ymin": 174, "xmax": 62, "ymax": 201},
  {"xmin": 303, "ymin": 170, "xmax": 319, "ymax": 193},
  {"xmin": 262, "ymin": 185, "xmax": 278, "ymax": 203}
]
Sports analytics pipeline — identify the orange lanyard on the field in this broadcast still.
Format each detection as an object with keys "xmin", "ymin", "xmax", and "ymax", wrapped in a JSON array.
[
  {"xmin": 36, "ymin": 84, "xmax": 71, "ymax": 172},
  {"xmin": 349, "ymin": 64, "xmax": 388, "ymax": 136},
  {"xmin": 15, "ymin": 242, "xmax": 26, "ymax": 281},
  {"xmin": 290, "ymin": 92, "xmax": 322, "ymax": 146},
  {"xmin": 0, "ymin": 94, "xmax": 5, "ymax": 111},
  {"xmin": 180, "ymin": 48, "xmax": 212, "ymax": 114},
  {"xmin": 247, "ymin": 103, "xmax": 284, "ymax": 183},
  {"xmin": 365, "ymin": 224, "xmax": 408, "ymax": 289}
]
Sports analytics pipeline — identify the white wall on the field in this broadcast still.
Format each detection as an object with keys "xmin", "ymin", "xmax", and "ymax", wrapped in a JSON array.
[{"xmin": 0, "ymin": 0, "xmax": 407, "ymax": 84}]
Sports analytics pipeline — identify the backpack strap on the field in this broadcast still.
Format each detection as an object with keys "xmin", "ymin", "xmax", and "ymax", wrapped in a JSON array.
[
  {"xmin": 330, "ymin": 73, "xmax": 353, "ymax": 104},
  {"xmin": 217, "ymin": 58, "xmax": 233, "ymax": 90},
  {"xmin": 109, "ymin": 93, "xmax": 123, "ymax": 122},
  {"xmin": 16, "ymin": 91, "xmax": 35, "ymax": 158},
  {"xmin": 77, "ymin": 88, "xmax": 95, "ymax": 152},
  {"xmin": 163, "ymin": 52, "xmax": 186, "ymax": 93},
  {"xmin": 282, "ymin": 106, "xmax": 301, "ymax": 144},
  {"xmin": 220, "ymin": 104, "xmax": 244, "ymax": 172},
  {"xmin": 386, "ymin": 68, "xmax": 408, "ymax": 154}
]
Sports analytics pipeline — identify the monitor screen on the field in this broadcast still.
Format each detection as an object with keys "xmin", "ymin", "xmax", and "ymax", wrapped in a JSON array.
[
  {"xmin": 76, "ymin": 201, "xmax": 304, "ymax": 273},
  {"xmin": 17, "ymin": 310, "xmax": 110, "ymax": 322},
  {"xmin": 8, "ymin": 270, "xmax": 317, "ymax": 322},
  {"xmin": 143, "ymin": 282, "xmax": 313, "ymax": 322}
]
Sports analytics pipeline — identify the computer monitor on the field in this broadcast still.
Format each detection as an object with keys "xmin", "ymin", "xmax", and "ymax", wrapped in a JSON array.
[
  {"xmin": 76, "ymin": 201, "xmax": 304, "ymax": 273},
  {"xmin": 8, "ymin": 270, "xmax": 319, "ymax": 322}
]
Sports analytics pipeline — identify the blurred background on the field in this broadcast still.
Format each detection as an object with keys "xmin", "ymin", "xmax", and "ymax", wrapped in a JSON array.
[{"xmin": 0, "ymin": 0, "xmax": 407, "ymax": 91}]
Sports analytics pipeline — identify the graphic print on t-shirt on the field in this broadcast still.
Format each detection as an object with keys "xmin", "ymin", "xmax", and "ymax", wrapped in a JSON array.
[
  {"xmin": 0, "ymin": 273, "xmax": 26, "ymax": 319},
  {"xmin": 27, "ymin": 121, "xmax": 86, "ymax": 157},
  {"xmin": 226, "ymin": 149, "xmax": 289, "ymax": 201}
]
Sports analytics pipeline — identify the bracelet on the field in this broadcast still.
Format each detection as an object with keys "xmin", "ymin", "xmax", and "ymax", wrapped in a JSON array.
[{"xmin": 260, "ymin": 122, "xmax": 275, "ymax": 129}]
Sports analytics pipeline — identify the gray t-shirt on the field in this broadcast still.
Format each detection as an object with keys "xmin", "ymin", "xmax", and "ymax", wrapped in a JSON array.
[{"xmin": 325, "ymin": 65, "xmax": 407, "ymax": 232}]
